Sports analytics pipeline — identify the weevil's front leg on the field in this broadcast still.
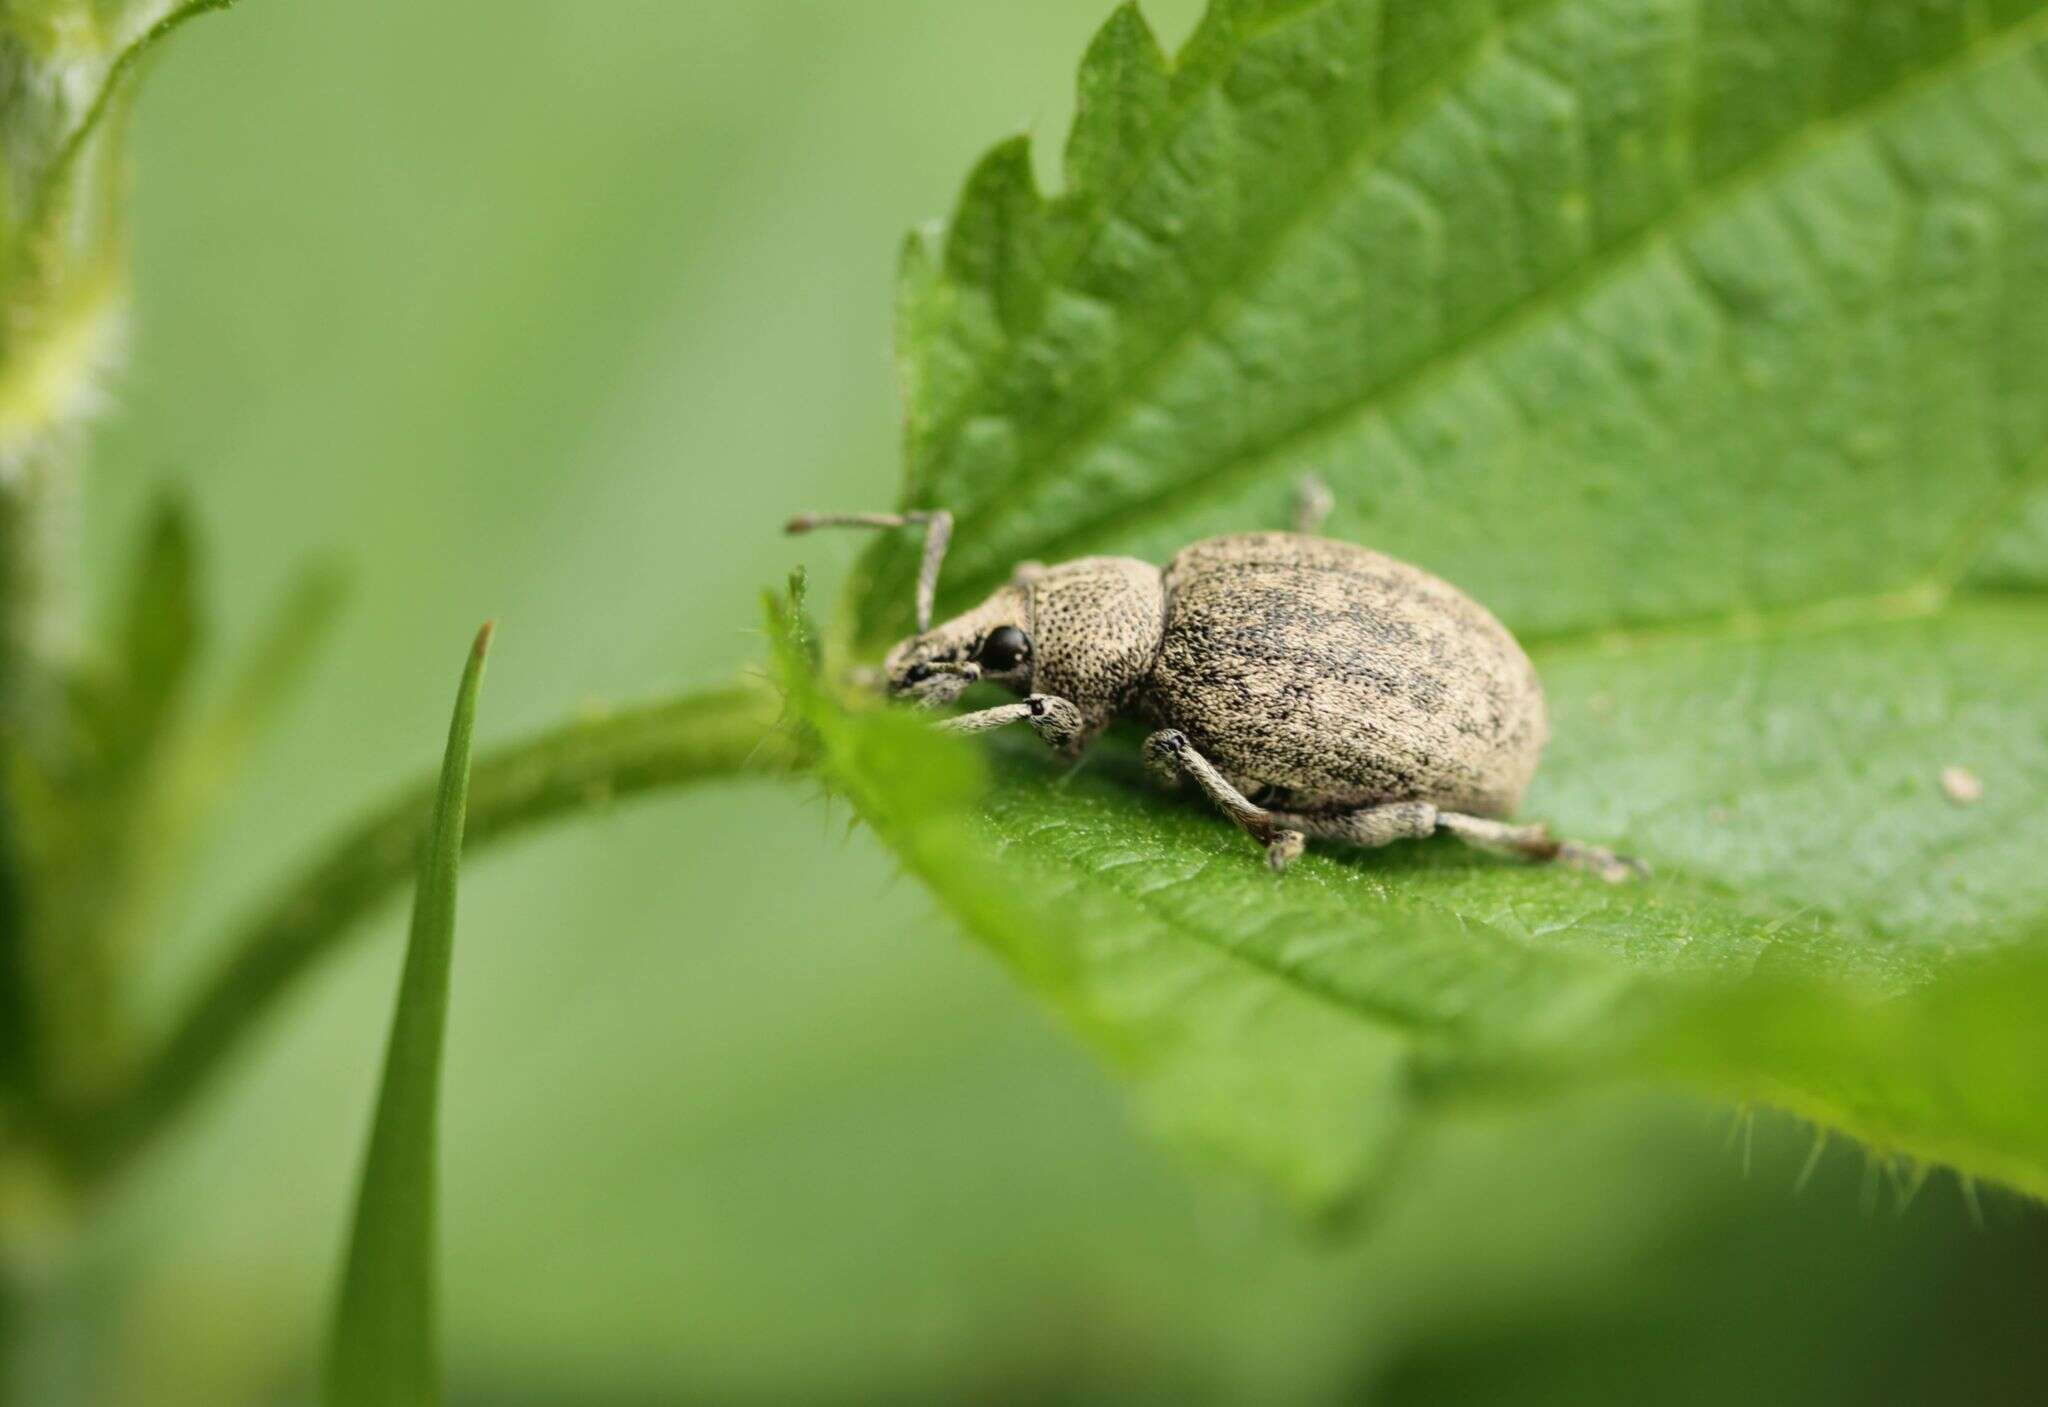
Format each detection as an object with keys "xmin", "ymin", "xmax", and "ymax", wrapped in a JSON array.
[
  {"xmin": 940, "ymin": 693, "xmax": 1087, "ymax": 757},
  {"xmin": 1146, "ymin": 730, "xmax": 1306, "ymax": 871}
]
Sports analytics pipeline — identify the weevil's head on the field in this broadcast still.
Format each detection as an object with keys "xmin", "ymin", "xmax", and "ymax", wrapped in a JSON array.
[{"xmin": 881, "ymin": 583, "xmax": 1034, "ymax": 707}]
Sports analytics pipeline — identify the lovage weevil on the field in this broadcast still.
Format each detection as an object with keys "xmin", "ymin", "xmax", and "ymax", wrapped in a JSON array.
[{"xmin": 787, "ymin": 482, "xmax": 1643, "ymax": 881}]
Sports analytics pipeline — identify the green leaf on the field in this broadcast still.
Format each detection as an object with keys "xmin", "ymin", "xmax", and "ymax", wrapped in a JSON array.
[
  {"xmin": 73, "ymin": 492, "xmax": 204, "ymax": 774},
  {"xmin": 85, "ymin": 558, "xmax": 348, "ymax": 986},
  {"xmin": 826, "ymin": 0, "xmax": 2048, "ymax": 1206},
  {"xmin": 326, "ymin": 623, "xmax": 490, "ymax": 1407},
  {"xmin": 1654, "ymin": 941, "xmax": 2048, "ymax": 1203},
  {"xmin": 2, "ymin": 494, "xmax": 205, "ymax": 1101},
  {"xmin": 197, "ymin": 559, "xmax": 348, "ymax": 765}
]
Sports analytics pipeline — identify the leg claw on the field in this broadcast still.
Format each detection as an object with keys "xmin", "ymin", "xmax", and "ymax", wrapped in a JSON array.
[
  {"xmin": 1557, "ymin": 842, "xmax": 1650, "ymax": 884},
  {"xmin": 1023, "ymin": 694, "xmax": 1085, "ymax": 753}
]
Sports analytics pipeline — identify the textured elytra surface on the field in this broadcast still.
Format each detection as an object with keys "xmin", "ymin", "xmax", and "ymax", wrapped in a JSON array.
[
  {"xmin": 822, "ymin": 0, "xmax": 2048, "ymax": 1206},
  {"xmin": 1147, "ymin": 531, "xmax": 1545, "ymax": 813}
]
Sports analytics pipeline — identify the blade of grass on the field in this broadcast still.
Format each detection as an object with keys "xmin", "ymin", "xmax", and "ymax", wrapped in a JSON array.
[{"xmin": 323, "ymin": 622, "xmax": 489, "ymax": 1407}]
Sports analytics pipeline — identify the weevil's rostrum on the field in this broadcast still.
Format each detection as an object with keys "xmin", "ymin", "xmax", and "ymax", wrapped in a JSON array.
[{"xmin": 787, "ymin": 487, "xmax": 1641, "ymax": 882}]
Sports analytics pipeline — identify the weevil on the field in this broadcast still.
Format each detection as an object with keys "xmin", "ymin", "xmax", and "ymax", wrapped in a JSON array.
[{"xmin": 786, "ymin": 482, "xmax": 1643, "ymax": 881}]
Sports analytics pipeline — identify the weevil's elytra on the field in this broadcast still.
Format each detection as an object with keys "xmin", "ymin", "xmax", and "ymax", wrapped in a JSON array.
[
  {"xmin": 786, "ymin": 482, "xmax": 1644, "ymax": 882},
  {"xmin": 1151, "ymin": 532, "xmax": 1545, "ymax": 818}
]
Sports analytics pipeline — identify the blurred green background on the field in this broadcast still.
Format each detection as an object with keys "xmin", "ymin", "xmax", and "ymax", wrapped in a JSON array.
[{"xmin": 55, "ymin": 1, "xmax": 2048, "ymax": 1402}]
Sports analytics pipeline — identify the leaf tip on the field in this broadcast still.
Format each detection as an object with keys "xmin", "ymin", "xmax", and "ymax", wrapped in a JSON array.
[
  {"xmin": 1066, "ymin": 2, "xmax": 1171, "ymax": 194},
  {"xmin": 943, "ymin": 133, "xmax": 1046, "ymax": 294},
  {"xmin": 1089, "ymin": 1, "xmax": 1169, "ymax": 78},
  {"xmin": 896, "ymin": 220, "xmax": 944, "ymax": 289}
]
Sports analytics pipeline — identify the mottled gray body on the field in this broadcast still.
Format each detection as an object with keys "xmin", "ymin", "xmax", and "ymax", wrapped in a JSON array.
[
  {"xmin": 1148, "ymin": 533, "xmax": 1544, "ymax": 818},
  {"xmin": 788, "ymin": 487, "xmax": 1639, "ymax": 881}
]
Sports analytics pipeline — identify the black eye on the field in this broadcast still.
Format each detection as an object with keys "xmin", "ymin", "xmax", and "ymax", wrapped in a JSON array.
[{"xmin": 975, "ymin": 625, "xmax": 1031, "ymax": 673}]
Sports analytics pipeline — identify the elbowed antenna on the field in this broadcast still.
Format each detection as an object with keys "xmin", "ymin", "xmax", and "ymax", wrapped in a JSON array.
[{"xmin": 784, "ymin": 508, "xmax": 953, "ymax": 633}]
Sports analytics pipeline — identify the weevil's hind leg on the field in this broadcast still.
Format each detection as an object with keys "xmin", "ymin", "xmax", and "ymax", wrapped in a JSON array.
[
  {"xmin": 1146, "ymin": 730, "xmax": 1305, "ymax": 871},
  {"xmin": 1270, "ymin": 801, "xmax": 1439, "ymax": 851},
  {"xmin": 1141, "ymin": 733, "xmax": 1647, "ymax": 882},
  {"xmin": 941, "ymin": 693, "xmax": 1087, "ymax": 758},
  {"xmin": 1435, "ymin": 812, "xmax": 1648, "ymax": 883},
  {"xmin": 1291, "ymin": 474, "xmax": 1335, "ymax": 535},
  {"xmin": 1271, "ymin": 803, "xmax": 1646, "ymax": 882}
]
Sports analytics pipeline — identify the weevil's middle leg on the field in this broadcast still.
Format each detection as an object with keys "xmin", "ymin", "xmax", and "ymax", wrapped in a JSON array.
[
  {"xmin": 1146, "ymin": 730, "xmax": 1305, "ymax": 871},
  {"xmin": 941, "ymin": 693, "xmax": 1087, "ymax": 757},
  {"xmin": 1291, "ymin": 474, "xmax": 1335, "ymax": 535}
]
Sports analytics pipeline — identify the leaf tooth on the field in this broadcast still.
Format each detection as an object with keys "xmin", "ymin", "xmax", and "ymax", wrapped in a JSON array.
[
  {"xmin": 895, "ymin": 221, "xmax": 944, "ymax": 316},
  {"xmin": 110, "ymin": 492, "xmax": 205, "ymax": 763},
  {"xmin": 1065, "ymin": 2, "xmax": 1170, "ymax": 197},
  {"xmin": 942, "ymin": 134, "xmax": 1048, "ymax": 338},
  {"xmin": 893, "ymin": 222, "xmax": 948, "ymax": 465},
  {"xmin": 1174, "ymin": 0, "xmax": 1326, "ymax": 91}
]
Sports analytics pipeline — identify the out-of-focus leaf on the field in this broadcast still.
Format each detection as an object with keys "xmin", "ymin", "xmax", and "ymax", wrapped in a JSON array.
[
  {"xmin": 325, "ymin": 623, "xmax": 490, "ymax": 1407},
  {"xmin": 4, "ymin": 496, "xmax": 205, "ymax": 1100},
  {"xmin": 105, "ymin": 558, "xmax": 347, "ymax": 925},
  {"xmin": 84, "ymin": 494, "xmax": 203, "ymax": 770},
  {"xmin": 74, "ymin": 558, "xmax": 350, "ymax": 1007},
  {"xmin": 194, "ymin": 560, "xmax": 347, "ymax": 767},
  {"xmin": 816, "ymin": 0, "xmax": 2048, "ymax": 1207},
  {"xmin": 1653, "ymin": 941, "xmax": 2048, "ymax": 1201}
]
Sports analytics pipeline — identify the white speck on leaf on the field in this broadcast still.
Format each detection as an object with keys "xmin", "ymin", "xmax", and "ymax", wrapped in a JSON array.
[{"xmin": 1940, "ymin": 766, "xmax": 1982, "ymax": 805}]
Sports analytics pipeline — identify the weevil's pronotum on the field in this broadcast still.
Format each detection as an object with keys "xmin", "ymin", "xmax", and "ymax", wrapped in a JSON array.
[{"xmin": 787, "ymin": 483, "xmax": 1644, "ymax": 881}]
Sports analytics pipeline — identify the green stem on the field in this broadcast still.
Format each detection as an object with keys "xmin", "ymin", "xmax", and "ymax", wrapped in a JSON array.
[
  {"xmin": 0, "ymin": 1263, "xmax": 15, "ymax": 1407},
  {"xmin": 0, "ymin": 425, "xmax": 84, "ymax": 748},
  {"xmin": 65, "ymin": 681, "xmax": 799, "ymax": 1183},
  {"xmin": 0, "ymin": 0, "xmax": 242, "ymax": 741}
]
